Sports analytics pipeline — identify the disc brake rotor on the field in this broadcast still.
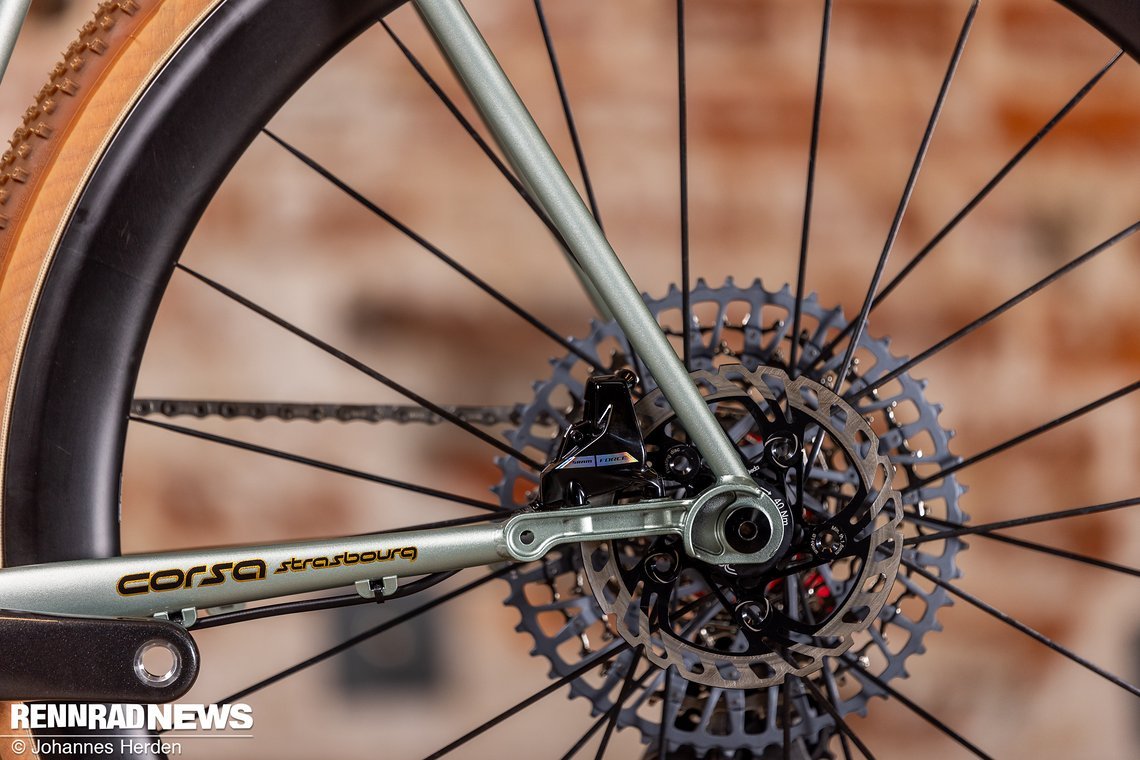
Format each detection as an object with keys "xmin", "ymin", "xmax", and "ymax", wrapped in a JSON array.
[
  {"xmin": 584, "ymin": 365, "xmax": 904, "ymax": 689},
  {"xmin": 497, "ymin": 279, "xmax": 967, "ymax": 757}
]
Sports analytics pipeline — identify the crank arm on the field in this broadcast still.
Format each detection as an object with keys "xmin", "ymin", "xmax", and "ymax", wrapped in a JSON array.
[
  {"xmin": 0, "ymin": 610, "xmax": 198, "ymax": 701},
  {"xmin": 0, "ymin": 481, "xmax": 782, "ymax": 624}
]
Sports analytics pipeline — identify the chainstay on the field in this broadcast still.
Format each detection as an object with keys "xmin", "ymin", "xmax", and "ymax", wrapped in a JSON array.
[{"xmin": 131, "ymin": 398, "xmax": 535, "ymax": 426}]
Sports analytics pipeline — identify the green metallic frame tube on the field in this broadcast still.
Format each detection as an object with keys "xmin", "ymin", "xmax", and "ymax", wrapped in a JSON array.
[{"xmin": 412, "ymin": 0, "xmax": 752, "ymax": 482}]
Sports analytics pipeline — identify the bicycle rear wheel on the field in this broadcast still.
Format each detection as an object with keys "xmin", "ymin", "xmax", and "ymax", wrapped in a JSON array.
[{"xmin": 0, "ymin": 1, "xmax": 1137, "ymax": 758}]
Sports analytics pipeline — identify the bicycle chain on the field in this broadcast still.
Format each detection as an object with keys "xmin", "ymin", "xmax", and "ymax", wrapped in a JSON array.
[{"xmin": 130, "ymin": 398, "xmax": 532, "ymax": 426}]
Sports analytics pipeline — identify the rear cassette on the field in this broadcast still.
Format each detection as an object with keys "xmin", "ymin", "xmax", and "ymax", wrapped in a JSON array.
[{"xmin": 497, "ymin": 279, "xmax": 967, "ymax": 757}]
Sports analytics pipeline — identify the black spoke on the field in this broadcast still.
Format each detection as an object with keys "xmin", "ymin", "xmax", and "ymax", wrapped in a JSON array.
[
  {"xmin": 215, "ymin": 568, "xmax": 510, "ymax": 705},
  {"xmin": 425, "ymin": 642, "xmax": 630, "ymax": 760},
  {"xmin": 823, "ymin": 666, "xmax": 855, "ymax": 760},
  {"xmin": 827, "ymin": 0, "xmax": 978, "ymax": 387},
  {"xmin": 594, "ymin": 647, "xmax": 644, "ymax": 760},
  {"xmin": 907, "ymin": 513, "xmax": 1139, "ymax": 577},
  {"xmin": 677, "ymin": 0, "xmax": 692, "ymax": 371},
  {"xmin": 904, "ymin": 496, "xmax": 1140, "ymax": 545},
  {"xmin": 799, "ymin": 676, "xmax": 875, "ymax": 760},
  {"xmin": 789, "ymin": 0, "xmax": 834, "ymax": 377},
  {"xmin": 782, "ymin": 584, "xmax": 794, "ymax": 760},
  {"xmin": 974, "ymin": 531, "xmax": 1139, "ymax": 576},
  {"xmin": 428, "ymin": 596, "xmax": 717, "ymax": 759},
  {"xmin": 561, "ymin": 714, "xmax": 610, "ymax": 760},
  {"xmin": 561, "ymin": 661, "xmax": 657, "ymax": 760},
  {"xmin": 656, "ymin": 667, "xmax": 673, "ymax": 760},
  {"xmin": 841, "ymin": 656, "xmax": 992, "ymax": 759},
  {"xmin": 806, "ymin": 0, "xmax": 977, "ymax": 465},
  {"xmin": 175, "ymin": 263, "xmax": 542, "ymax": 469},
  {"xmin": 907, "ymin": 379, "xmax": 1140, "ymax": 490},
  {"xmin": 781, "ymin": 676, "xmax": 792, "ymax": 760},
  {"xmin": 852, "ymin": 221, "xmax": 1140, "ymax": 399},
  {"xmin": 793, "ymin": 585, "xmax": 855, "ymax": 760},
  {"xmin": 533, "ymin": 0, "xmax": 604, "ymax": 227},
  {"xmin": 530, "ymin": 0, "xmax": 645, "ymax": 377},
  {"xmin": 130, "ymin": 415, "xmax": 503, "ymax": 512},
  {"xmin": 572, "ymin": 600, "xmax": 718, "ymax": 760},
  {"xmin": 904, "ymin": 559, "xmax": 1140, "ymax": 698},
  {"xmin": 867, "ymin": 51, "xmax": 1123, "ymax": 314},
  {"xmin": 261, "ymin": 128, "xmax": 599, "ymax": 371},
  {"xmin": 378, "ymin": 20, "xmax": 580, "ymax": 260}
]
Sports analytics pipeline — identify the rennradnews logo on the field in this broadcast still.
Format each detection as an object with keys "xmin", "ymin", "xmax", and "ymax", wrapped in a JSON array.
[{"xmin": 11, "ymin": 703, "xmax": 254, "ymax": 731}]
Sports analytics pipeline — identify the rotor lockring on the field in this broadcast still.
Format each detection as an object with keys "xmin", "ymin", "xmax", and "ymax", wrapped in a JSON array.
[{"xmin": 723, "ymin": 504, "xmax": 774, "ymax": 555}]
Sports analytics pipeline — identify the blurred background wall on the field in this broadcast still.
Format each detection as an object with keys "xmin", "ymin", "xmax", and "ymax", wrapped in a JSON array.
[{"xmin": 2, "ymin": 0, "xmax": 1138, "ymax": 757}]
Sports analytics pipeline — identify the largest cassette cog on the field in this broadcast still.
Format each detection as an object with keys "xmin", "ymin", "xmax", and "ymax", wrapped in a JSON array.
[{"xmin": 496, "ymin": 279, "xmax": 968, "ymax": 758}]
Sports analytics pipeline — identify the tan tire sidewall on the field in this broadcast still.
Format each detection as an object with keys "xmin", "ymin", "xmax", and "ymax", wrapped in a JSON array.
[{"xmin": 0, "ymin": 2, "xmax": 219, "ymax": 756}]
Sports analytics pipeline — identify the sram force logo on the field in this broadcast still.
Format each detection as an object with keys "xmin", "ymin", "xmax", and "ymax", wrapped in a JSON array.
[{"xmin": 116, "ymin": 559, "xmax": 266, "ymax": 596}]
